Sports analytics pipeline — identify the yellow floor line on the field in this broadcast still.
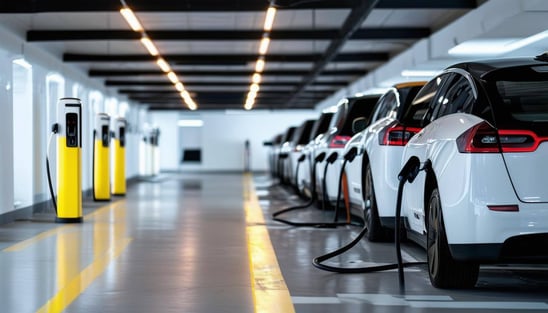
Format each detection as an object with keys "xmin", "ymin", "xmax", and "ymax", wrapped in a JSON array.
[
  {"xmin": 244, "ymin": 174, "xmax": 295, "ymax": 313},
  {"xmin": 3, "ymin": 199, "xmax": 123, "ymax": 252},
  {"xmin": 36, "ymin": 238, "xmax": 132, "ymax": 313}
]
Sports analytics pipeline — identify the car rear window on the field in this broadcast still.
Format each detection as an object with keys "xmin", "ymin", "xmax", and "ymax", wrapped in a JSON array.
[
  {"xmin": 309, "ymin": 112, "xmax": 334, "ymax": 141},
  {"xmin": 339, "ymin": 96, "xmax": 379, "ymax": 135},
  {"xmin": 495, "ymin": 80, "xmax": 548, "ymax": 122}
]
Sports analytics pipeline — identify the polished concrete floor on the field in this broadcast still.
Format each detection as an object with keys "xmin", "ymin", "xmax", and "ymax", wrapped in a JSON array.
[{"xmin": 0, "ymin": 173, "xmax": 547, "ymax": 312}]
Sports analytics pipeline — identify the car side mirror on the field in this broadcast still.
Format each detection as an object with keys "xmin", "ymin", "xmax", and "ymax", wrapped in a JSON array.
[{"xmin": 352, "ymin": 117, "xmax": 368, "ymax": 134}]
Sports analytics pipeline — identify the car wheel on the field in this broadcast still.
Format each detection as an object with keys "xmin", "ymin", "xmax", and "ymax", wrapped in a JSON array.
[
  {"xmin": 364, "ymin": 164, "xmax": 386, "ymax": 242},
  {"xmin": 427, "ymin": 188, "xmax": 479, "ymax": 288}
]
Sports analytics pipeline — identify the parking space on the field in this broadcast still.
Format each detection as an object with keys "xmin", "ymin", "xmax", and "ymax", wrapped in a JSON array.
[{"xmin": 254, "ymin": 175, "xmax": 548, "ymax": 312}]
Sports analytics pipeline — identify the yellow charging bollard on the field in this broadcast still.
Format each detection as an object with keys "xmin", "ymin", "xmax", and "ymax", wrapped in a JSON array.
[
  {"xmin": 56, "ymin": 98, "xmax": 83, "ymax": 223},
  {"xmin": 93, "ymin": 113, "xmax": 111, "ymax": 201},
  {"xmin": 112, "ymin": 118, "xmax": 127, "ymax": 196}
]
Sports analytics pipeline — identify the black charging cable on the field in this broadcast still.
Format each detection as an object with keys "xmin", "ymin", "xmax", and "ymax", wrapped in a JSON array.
[
  {"xmin": 293, "ymin": 153, "xmax": 306, "ymax": 194},
  {"xmin": 46, "ymin": 123, "xmax": 59, "ymax": 214},
  {"xmin": 272, "ymin": 152, "xmax": 325, "ymax": 221},
  {"xmin": 273, "ymin": 151, "xmax": 356, "ymax": 228},
  {"xmin": 312, "ymin": 156, "xmax": 429, "ymax": 291}
]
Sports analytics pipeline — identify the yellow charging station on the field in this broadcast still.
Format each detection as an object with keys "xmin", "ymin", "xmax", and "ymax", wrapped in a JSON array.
[
  {"xmin": 93, "ymin": 113, "xmax": 111, "ymax": 201},
  {"xmin": 56, "ymin": 98, "xmax": 83, "ymax": 223},
  {"xmin": 112, "ymin": 118, "xmax": 127, "ymax": 196}
]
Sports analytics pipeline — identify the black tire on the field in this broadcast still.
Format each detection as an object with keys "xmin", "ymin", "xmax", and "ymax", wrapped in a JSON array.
[
  {"xmin": 364, "ymin": 164, "xmax": 387, "ymax": 242},
  {"xmin": 427, "ymin": 188, "xmax": 479, "ymax": 288}
]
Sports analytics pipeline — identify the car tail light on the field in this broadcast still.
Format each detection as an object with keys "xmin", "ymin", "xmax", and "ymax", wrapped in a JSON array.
[
  {"xmin": 378, "ymin": 123, "xmax": 421, "ymax": 146},
  {"xmin": 456, "ymin": 121, "xmax": 547, "ymax": 153},
  {"xmin": 329, "ymin": 135, "xmax": 351, "ymax": 148}
]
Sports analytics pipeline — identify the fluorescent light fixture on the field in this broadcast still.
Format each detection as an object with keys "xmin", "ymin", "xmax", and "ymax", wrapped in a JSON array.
[
  {"xmin": 250, "ymin": 83, "xmax": 260, "ymax": 92},
  {"xmin": 180, "ymin": 90, "xmax": 191, "ymax": 101},
  {"xmin": 167, "ymin": 71, "xmax": 179, "ymax": 84},
  {"xmin": 156, "ymin": 58, "xmax": 171, "ymax": 72},
  {"xmin": 247, "ymin": 90, "xmax": 257, "ymax": 99},
  {"xmin": 186, "ymin": 100, "xmax": 198, "ymax": 111},
  {"xmin": 175, "ymin": 82, "xmax": 184, "ymax": 92},
  {"xmin": 263, "ymin": 7, "xmax": 277, "ymax": 31},
  {"xmin": 120, "ymin": 8, "xmax": 143, "ymax": 32},
  {"xmin": 259, "ymin": 37, "xmax": 270, "ymax": 55},
  {"xmin": 245, "ymin": 97, "xmax": 254, "ymax": 110},
  {"xmin": 140, "ymin": 37, "xmax": 159, "ymax": 56},
  {"xmin": 255, "ymin": 58, "xmax": 265, "ymax": 73},
  {"xmin": 252, "ymin": 73, "xmax": 262, "ymax": 84},
  {"xmin": 178, "ymin": 119, "xmax": 203, "ymax": 127},
  {"xmin": 449, "ymin": 31, "xmax": 548, "ymax": 57},
  {"xmin": 401, "ymin": 70, "xmax": 441, "ymax": 77}
]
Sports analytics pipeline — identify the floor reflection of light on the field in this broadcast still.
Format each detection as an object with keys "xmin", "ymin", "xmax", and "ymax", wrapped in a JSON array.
[{"xmin": 34, "ymin": 201, "xmax": 132, "ymax": 312}]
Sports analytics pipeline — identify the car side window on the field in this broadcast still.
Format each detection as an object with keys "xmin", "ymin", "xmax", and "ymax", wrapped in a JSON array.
[
  {"xmin": 370, "ymin": 91, "xmax": 397, "ymax": 123},
  {"xmin": 432, "ymin": 73, "xmax": 475, "ymax": 119},
  {"xmin": 402, "ymin": 74, "xmax": 450, "ymax": 127}
]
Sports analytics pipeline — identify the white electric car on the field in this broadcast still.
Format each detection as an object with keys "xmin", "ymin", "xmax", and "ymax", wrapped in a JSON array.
[
  {"xmin": 298, "ymin": 110, "xmax": 335, "ymax": 197},
  {"xmin": 286, "ymin": 119, "xmax": 316, "ymax": 190},
  {"xmin": 400, "ymin": 56, "xmax": 548, "ymax": 288},
  {"xmin": 315, "ymin": 94, "xmax": 381, "ymax": 210},
  {"xmin": 343, "ymin": 81, "xmax": 425, "ymax": 240}
]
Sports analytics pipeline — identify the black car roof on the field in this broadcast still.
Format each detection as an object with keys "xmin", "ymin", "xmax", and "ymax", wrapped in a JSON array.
[{"xmin": 450, "ymin": 56, "xmax": 548, "ymax": 80}]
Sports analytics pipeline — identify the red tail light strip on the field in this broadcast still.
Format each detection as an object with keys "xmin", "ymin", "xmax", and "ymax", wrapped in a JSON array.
[
  {"xmin": 457, "ymin": 121, "xmax": 548, "ymax": 153},
  {"xmin": 488, "ymin": 205, "xmax": 519, "ymax": 212},
  {"xmin": 329, "ymin": 135, "xmax": 351, "ymax": 148},
  {"xmin": 380, "ymin": 124, "xmax": 422, "ymax": 146}
]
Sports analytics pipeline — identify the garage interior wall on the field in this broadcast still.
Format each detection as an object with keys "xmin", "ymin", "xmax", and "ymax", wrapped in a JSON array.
[
  {"xmin": 151, "ymin": 110, "xmax": 318, "ymax": 172},
  {"xmin": 0, "ymin": 24, "xmax": 141, "ymax": 220}
]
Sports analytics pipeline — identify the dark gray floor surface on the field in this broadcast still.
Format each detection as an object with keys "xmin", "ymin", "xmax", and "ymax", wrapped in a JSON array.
[
  {"xmin": 255, "ymin": 175, "xmax": 548, "ymax": 313},
  {"xmin": 0, "ymin": 173, "xmax": 547, "ymax": 312}
]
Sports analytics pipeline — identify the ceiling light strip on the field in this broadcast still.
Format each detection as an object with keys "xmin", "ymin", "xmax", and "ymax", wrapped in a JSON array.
[
  {"xmin": 119, "ymin": 2, "xmax": 197, "ymax": 110},
  {"xmin": 245, "ymin": 5, "xmax": 277, "ymax": 110}
]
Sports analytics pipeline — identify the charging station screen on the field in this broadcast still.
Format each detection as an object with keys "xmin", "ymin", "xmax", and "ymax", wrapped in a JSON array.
[
  {"xmin": 66, "ymin": 113, "xmax": 78, "ymax": 147},
  {"xmin": 119, "ymin": 127, "xmax": 125, "ymax": 147},
  {"xmin": 101, "ymin": 125, "xmax": 109, "ymax": 147}
]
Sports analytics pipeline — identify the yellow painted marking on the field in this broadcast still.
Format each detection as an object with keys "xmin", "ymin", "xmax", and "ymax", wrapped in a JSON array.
[
  {"xmin": 3, "ymin": 199, "xmax": 123, "ymax": 252},
  {"xmin": 244, "ymin": 174, "xmax": 295, "ymax": 313},
  {"xmin": 36, "ymin": 238, "xmax": 132, "ymax": 313},
  {"xmin": 34, "ymin": 201, "xmax": 132, "ymax": 313}
]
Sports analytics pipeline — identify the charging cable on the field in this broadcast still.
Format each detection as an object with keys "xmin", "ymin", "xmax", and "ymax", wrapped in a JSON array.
[
  {"xmin": 312, "ymin": 156, "xmax": 430, "ymax": 291},
  {"xmin": 46, "ymin": 123, "xmax": 59, "ymax": 214}
]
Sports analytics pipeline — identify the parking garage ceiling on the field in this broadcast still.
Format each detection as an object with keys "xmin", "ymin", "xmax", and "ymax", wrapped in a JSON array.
[{"xmin": 0, "ymin": 0, "xmax": 478, "ymax": 110}]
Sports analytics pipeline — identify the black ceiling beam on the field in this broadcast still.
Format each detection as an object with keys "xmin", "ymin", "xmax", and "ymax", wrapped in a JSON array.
[
  {"xmin": 64, "ymin": 52, "xmax": 388, "ymax": 63},
  {"xmin": 287, "ymin": 0, "xmax": 380, "ymax": 107},
  {"xmin": 0, "ymin": 0, "xmax": 476, "ymax": 13},
  {"xmin": 106, "ymin": 80, "xmax": 346, "ymax": 87},
  {"xmin": 28, "ymin": 27, "xmax": 429, "ymax": 41},
  {"xmin": 89, "ymin": 69, "xmax": 367, "ymax": 77},
  {"xmin": 120, "ymin": 89, "xmax": 333, "ymax": 97}
]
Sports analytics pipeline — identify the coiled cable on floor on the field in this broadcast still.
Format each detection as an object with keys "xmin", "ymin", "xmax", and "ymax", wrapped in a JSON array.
[
  {"xmin": 272, "ymin": 152, "xmax": 325, "ymax": 220},
  {"xmin": 312, "ymin": 156, "xmax": 428, "ymax": 291},
  {"xmin": 273, "ymin": 151, "xmax": 353, "ymax": 228},
  {"xmin": 46, "ymin": 123, "xmax": 59, "ymax": 214}
]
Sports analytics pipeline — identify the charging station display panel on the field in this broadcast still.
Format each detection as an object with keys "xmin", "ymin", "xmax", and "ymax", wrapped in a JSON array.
[{"xmin": 56, "ymin": 98, "xmax": 83, "ymax": 222}]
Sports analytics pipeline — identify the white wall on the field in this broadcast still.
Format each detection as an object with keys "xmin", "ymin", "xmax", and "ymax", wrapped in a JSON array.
[
  {"xmin": 150, "ymin": 110, "xmax": 318, "ymax": 172},
  {"xmin": 0, "ymin": 49, "xmax": 14, "ymax": 216},
  {"xmin": 0, "ymin": 23, "xmax": 142, "ymax": 218}
]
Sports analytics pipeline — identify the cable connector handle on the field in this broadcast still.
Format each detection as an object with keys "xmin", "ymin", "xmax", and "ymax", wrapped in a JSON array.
[
  {"xmin": 398, "ymin": 156, "xmax": 421, "ymax": 183},
  {"xmin": 51, "ymin": 123, "xmax": 59, "ymax": 134}
]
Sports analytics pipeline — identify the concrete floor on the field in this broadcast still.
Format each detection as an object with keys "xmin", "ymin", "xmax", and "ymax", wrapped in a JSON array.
[{"xmin": 0, "ymin": 173, "xmax": 547, "ymax": 312}]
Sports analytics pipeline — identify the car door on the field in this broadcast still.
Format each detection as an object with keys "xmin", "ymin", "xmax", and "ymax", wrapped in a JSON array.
[{"xmin": 401, "ymin": 73, "xmax": 454, "ymax": 234}]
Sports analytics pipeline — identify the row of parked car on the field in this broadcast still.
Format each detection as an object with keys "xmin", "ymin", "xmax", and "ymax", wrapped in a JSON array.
[{"xmin": 265, "ymin": 54, "xmax": 548, "ymax": 289}]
